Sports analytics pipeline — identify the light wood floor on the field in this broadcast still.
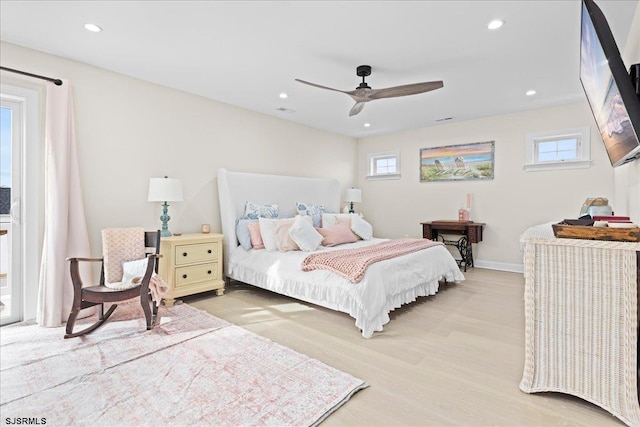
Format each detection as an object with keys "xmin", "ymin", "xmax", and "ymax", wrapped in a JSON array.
[{"xmin": 186, "ymin": 268, "xmax": 624, "ymax": 427}]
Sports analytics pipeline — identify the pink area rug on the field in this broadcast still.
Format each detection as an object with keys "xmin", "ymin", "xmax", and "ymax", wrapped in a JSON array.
[{"xmin": 0, "ymin": 301, "xmax": 367, "ymax": 426}]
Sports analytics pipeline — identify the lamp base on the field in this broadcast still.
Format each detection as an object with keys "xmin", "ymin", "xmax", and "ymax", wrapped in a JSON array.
[
  {"xmin": 349, "ymin": 202, "xmax": 355, "ymax": 214},
  {"xmin": 159, "ymin": 201, "xmax": 172, "ymax": 237}
]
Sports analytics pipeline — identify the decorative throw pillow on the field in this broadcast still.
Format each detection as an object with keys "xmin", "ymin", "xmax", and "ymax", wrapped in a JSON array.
[
  {"xmin": 259, "ymin": 217, "xmax": 295, "ymax": 251},
  {"xmin": 247, "ymin": 222, "xmax": 265, "ymax": 249},
  {"xmin": 236, "ymin": 219, "xmax": 257, "ymax": 250},
  {"xmin": 105, "ymin": 257, "xmax": 151, "ymax": 290},
  {"xmin": 289, "ymin": 216, "xmax": 323, "ymax": 252},
  {"xmin": 274, "ymin": 221, "xmax": 300, "ymax": 252},
  {"xmin": 350, "ymin": 214, "xmax": 373, "ymax": 240},
  {"xmin": 243, "ymin": 201, "xmax": 279, "ymax": 220},
  {"xmin": 296, "ymin": 202, "xmax": 325, "ymax": 228},
  {"xmin": 317, "ymin": 223, "xmax": 359, "ymax": 247},
  {"xmin": 321, "ymin": 213, "xmax": 352, "ymax": 228}
]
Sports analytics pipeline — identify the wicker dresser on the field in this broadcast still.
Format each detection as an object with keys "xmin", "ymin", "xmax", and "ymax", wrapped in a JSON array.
[{"xmin": 520, "ymin": 232, "xmax": 640, "ymax": 426}]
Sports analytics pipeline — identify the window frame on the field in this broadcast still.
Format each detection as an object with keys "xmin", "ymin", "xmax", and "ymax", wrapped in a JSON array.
[
  {"xmin": 367, "ymin": 150, "xmax": 401, "ymax": 180},
  {"xmin": 524, "ymin": 126, "xmax": 591, "ymax": 171}
]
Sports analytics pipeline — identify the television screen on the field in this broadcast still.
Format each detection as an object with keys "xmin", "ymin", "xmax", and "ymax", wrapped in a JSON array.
[{"xmin": 580, "ymin": 0, "xmax": 640, "ymax": 167}]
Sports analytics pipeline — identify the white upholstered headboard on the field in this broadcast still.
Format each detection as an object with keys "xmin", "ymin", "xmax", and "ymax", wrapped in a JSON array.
[{"xmin": 217, "ymin": 168, "xmax": 341, "ymax": 275}]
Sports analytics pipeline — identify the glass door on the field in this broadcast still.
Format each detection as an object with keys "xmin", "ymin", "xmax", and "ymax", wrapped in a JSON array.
[{"xmin": 1, "ymin": 98, "xmax": 23, "ymax": 325}]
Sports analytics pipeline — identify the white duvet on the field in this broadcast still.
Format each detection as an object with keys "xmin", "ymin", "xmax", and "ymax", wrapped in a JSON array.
[{"xmin": 228, "ymin": 238, "xmax": 465, "ymax": 338}]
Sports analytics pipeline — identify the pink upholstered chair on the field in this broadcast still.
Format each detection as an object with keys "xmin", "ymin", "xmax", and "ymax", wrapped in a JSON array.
[{"xmin": 65, "ymin": 228, "xmax": 161, "ymax": 338}]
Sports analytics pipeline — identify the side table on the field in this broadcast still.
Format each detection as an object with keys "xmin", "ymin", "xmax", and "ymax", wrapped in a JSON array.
[
  {"xmin": 158, "ymin": 233, "xmax": 225, "ymax": 307},
  {"xmin": 421, "ymin": 221, "xmax": 484, "ymax": 271}
]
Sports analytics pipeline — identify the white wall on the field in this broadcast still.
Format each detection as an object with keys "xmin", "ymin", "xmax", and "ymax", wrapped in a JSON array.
[
  {"xmin": 356, "ymin": 102, "xmax": 616, "ymax": 271},
  {"xmin": 0, "ymin": 42, "xmax": 357, "ymax": 259},
  {"xmin": 614, "ymin": 1, "xmax": 640, "ymax": 222}
]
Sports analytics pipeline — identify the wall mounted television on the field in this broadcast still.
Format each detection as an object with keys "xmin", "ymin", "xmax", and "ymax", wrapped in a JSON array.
[{"xmin": 580, "ymin": 0, "xmax": 640, "ymax": 167}]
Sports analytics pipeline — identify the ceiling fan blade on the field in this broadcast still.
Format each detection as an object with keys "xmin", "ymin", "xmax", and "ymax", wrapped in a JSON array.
[
  {"xmin": 367, "ymin": 81, "xmax": 444, "ymax": 100},
  {"xmin": 349, "ymin": 102, "xmax": 366, "ymax": 116},
  {"xmin": 295, "ymin": 79, "xmax": 350, "ymax": 94}
]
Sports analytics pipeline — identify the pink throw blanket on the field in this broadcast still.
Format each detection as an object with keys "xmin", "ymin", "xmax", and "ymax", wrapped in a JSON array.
[{"xmin": 301, "ymin": 238, "xmax": 444, "ymax": 283}]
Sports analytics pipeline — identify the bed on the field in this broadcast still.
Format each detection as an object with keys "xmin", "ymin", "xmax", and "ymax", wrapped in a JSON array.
[{"xmin": 217, "ymin": 168, "xmax": 464, "ymax": 338}]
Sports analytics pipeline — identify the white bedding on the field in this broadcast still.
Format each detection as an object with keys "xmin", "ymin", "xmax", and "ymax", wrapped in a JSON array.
[
  {"xmin": 217, "ymin": 168, "xmax": 465, "ymax": 338},
  {"xmin": 228, "ymin": 238, "xmax": 464, "ymax": 338}
]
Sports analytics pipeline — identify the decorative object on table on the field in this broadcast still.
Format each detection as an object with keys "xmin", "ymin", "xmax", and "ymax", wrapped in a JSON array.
[
  {"xmin": 458, "ymin": 208, "xmax": 469, "ymax": 222},
  {"xmin": 458, "ymin": 192, "xmax": 471, "ymax": 222},
  {"xmin": 420, "ymin": 141, "xmax": 494, "ymax": 182},
  {"xmin": 201, "ymin": 224, "xmax": 210, "ymax": 234},
  {"xmin": 579, "ymin": 197, "xmax": 613, "ymax": 217},
  {"xmin": 148, "ymin": 176, "xmax": 183, "ymax": 237},
  {"xmin": 344, "ymin": 188, "xmax": 361, "ymax": 214},
  {"xmin": 552, "ymin": 222, "xmax": 640, "ymax": 242}
]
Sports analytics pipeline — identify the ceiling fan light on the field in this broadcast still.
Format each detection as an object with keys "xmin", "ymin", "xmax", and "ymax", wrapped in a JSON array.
[
  {"xmin": 364, "ymin": 123, "xmax": 371, "ymax": 128},
  {"xmin": 279, "ymin": 92, "xmax": 288, "ymax": 99},
  {"xmin": 488, "ymin": 19, "xmax": 504, "ymax": 30},
  {"xmin": 84, "ymin": 23, "xmax": 103, "ymax": 32},
  {"xmin": 526, "ymin": 90, "xmax": 537, "ymax": 96}
]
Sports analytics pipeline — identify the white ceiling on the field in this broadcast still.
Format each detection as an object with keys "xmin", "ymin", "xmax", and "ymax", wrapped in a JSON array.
[{"xmin": 0, "ymin": 1, "xmax": 637, "ymax": 138}]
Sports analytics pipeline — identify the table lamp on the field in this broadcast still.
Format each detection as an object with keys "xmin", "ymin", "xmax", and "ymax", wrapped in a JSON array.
[
  {"xmin": 148, "ymin": 176, "xmax": 183, "ymax": 237},
  {"xmin": 344, "ymin": 188, "xmax": 362, "ymax": 214}
]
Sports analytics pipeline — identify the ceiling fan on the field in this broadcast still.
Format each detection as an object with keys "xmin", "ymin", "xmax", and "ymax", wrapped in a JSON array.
[{"xmin": 295, "ymin": 65, "xmax": 444, "ymax": 117}]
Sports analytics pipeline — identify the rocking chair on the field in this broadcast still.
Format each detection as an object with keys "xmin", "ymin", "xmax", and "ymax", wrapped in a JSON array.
[{"xmin": 65, "ymin": 228, "xmax": 161, "ymax": 339}]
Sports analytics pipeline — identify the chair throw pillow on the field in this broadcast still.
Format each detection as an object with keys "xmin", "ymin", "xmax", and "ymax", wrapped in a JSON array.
[{"xmin": 105, "ymin": 257, "xmax": 152, "ymax": 290}]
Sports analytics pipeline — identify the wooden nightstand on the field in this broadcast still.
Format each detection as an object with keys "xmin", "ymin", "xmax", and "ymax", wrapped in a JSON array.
[{"xmin": 158, "ymin": 233, "xmax": 225, "ymax": 307}]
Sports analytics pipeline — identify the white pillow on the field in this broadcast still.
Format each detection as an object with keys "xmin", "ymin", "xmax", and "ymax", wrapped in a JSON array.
[
  {"xmin": 321, "ymin": 213, "xmax": 352, "ymax": 228},
  {"xmin": 259, "ymin": 217, "xmax": 295, "ymax": 251},
  {"xmin": 105, "ymin": 257, "xmax": 153, "ymax": 290},
  {"xmin": 350, "ymin": 214, "xmax": 373, "ymax": 240},
  {"xmin": 289, "ymin": 216, "xmax": 323, "ymax": 252}
]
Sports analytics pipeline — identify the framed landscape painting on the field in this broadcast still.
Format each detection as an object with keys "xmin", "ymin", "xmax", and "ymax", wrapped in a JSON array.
[{"xmin": 420, "ymin": 141, "xmax": 495, "ymax": 182}]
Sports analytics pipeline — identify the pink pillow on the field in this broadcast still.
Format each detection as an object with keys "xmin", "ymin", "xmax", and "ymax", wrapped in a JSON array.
[
  {"xmin": 247, "ymin": 222, "xmax": 265, "ymax": 249},
  {"xmin": 317, "ymin": 223, "xmax": 358, "ymax": 247}
]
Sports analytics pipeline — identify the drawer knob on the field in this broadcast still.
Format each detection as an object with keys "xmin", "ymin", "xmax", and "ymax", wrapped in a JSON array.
[
  {"xmin": 207, "ymin": 270, "xmax": 212, "ymax": 274},
  {"xmin": 208, "ymin": 249, "xmax": 212, "ymax": 254},
  {"xmin": 182, "ymin": 274, "xmax": 187, "ymax": 279},
  {"xmin": 182, "ymin": 252, "xmax": 188, "ymax": 257}
]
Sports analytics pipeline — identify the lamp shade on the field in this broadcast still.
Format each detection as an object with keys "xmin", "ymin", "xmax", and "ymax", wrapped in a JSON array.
[
  {"xmin": 344, "ymin": 188, "xmax": 362, "ymax": 203},
  {"xmin": 148, "ymin": 177, "xmax": 183, "ymax": 202}
]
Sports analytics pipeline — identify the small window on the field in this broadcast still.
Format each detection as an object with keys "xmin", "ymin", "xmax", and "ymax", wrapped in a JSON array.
[
  {"xmin": 524, "ymin": 126, "xmax": 591, "ymax": 171},
  {"xmin": 367, "ymin": 151, "xmax": 400, "ymax": 180}
]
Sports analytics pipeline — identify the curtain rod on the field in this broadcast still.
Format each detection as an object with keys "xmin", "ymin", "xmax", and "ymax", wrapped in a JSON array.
[{"xmin": 0, "ymin": 66, "xmax": 63, "ymax": 86}]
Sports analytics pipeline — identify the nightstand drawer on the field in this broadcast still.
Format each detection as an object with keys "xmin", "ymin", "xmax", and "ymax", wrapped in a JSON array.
[
  {"xmin": 174, "ymin": 262, "xmax": 219, "ymax": 287},
  {"xmin": 174, "ymin": 243, "xmax": 218, "ymax": 265}
]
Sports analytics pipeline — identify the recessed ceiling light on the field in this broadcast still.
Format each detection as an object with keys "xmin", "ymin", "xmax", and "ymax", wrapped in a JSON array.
[
  {"xmin": 526, "ymin": 90, "xmax": 537, "ymax": 96},
  {"xmin": 364, "ymin": 123, "xmax": 371, "ymax": 128},
  {"xmin": 84, "ymin": 23, "xmax": 103, "ymax": 32},
  {"xmin": 488, "ymin": 19, "xmax": 504, "ymax": 30},
  {"xmin": 279, "ymin": 93, "xmax": 288, "ymax": 99}
]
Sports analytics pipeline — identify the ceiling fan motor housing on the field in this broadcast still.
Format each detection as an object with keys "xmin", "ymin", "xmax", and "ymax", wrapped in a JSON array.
[{"xmin": 356, "ymin": 65, "xmax": 372, "ymax": 89}]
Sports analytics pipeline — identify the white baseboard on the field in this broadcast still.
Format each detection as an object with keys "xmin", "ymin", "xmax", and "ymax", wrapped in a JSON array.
[{"xmin": 473, "ymin": 260, "xmax": 524, "ymax": 273}]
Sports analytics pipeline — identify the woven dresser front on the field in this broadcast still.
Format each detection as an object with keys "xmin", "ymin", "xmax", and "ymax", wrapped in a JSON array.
[{"xmin": 520, "ymin": 235, "xmax": 640, "ymax": 426}]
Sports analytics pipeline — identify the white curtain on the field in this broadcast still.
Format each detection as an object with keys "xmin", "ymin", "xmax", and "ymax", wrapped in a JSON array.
[{"xmin": 37, "ymin": 80, "xmax": 91, "ymax": 327}]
